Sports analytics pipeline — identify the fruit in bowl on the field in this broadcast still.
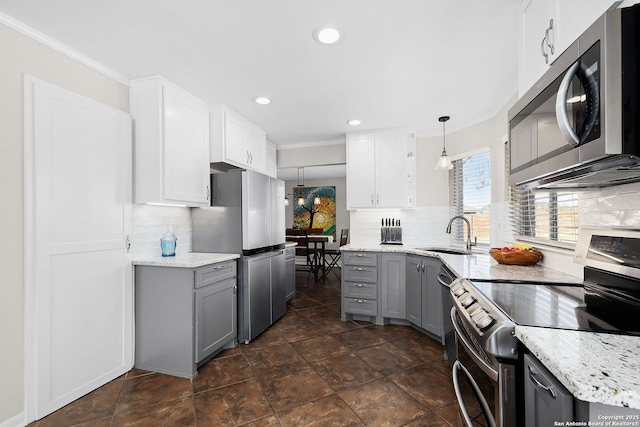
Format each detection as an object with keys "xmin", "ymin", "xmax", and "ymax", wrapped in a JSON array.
[{"xmin": 490, "ymin": 244, "xmax": 542, "ymax": 265}]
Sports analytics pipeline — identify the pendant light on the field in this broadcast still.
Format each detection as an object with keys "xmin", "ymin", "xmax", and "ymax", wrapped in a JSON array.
[
  {"xmin": 435, "ymin": 115, "xmax": 453, "ymax": 170},
  {"xmin": 297, "ymin": 167, "xmax": 305, "ymax": 206}
]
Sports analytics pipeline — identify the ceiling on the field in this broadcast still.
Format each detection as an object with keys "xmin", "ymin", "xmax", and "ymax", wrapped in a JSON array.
[{"xmin": 0, "ymin": 0, "xmax": 519, "ymax": 148}]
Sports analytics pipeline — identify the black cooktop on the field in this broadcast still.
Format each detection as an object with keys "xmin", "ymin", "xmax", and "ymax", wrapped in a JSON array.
[{"xmin": 470, "ymin": 281, "xmax": 640, "ymax": 336}]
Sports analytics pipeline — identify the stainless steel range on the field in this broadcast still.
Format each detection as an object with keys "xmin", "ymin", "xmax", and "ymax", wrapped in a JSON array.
[{"xmin": 450, "ymin": 227, "xmax": 640, "ymax": 426}]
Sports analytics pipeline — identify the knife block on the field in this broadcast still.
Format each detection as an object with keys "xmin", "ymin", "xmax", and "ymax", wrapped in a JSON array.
[{"xmin": 381, "ymin": 226, "xmax": 402, "ymax": 245}]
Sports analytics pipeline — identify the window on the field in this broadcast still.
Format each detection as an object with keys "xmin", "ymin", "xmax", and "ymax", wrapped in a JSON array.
[
  {"xmin": 509, "ymin": 186, "xmax": 579, "ymax": 246},
  {"xmin": 449, "ymin": 150, "xmax": 491, "ymax": 246}
]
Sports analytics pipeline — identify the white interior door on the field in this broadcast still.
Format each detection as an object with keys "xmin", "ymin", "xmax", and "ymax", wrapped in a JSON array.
[{"xmin": 24, "ymin": 76, "xmax": 133, "ymax": 420}]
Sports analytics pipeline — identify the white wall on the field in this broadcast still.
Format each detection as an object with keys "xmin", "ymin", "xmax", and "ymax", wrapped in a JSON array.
[{"xmin": 0, "ymin": 21, "xmax": 129, "ymax": 425}]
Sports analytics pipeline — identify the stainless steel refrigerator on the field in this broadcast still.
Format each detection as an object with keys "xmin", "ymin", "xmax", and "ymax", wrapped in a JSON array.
[{"xmin": 192, "ymin": 169, "xmax": 286, "ymax": 343}]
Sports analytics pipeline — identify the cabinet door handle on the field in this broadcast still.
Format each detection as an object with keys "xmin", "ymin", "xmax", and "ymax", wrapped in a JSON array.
[
  {"xmin": 417, "ymin": 264, "xmax": 421, "ymax": 273},
  {"xmin": 376, "ymin": 194, "xmax": 379, "ymax": 205},
  {"xmin": 125, "ymin": 235, "xmax": 131, "ymax": 252},
  {"xmin": 541, "ymin": 37, "xmax": 549, "ymax": 64},
  {"xmin": 371, "ymin": 194, "xmax": 374, "ymax": 205},
  {"xmin": 233, "ymin": 285, "xmax": 237, "ymax": 295},
  {"xmin": 206, "ymin": 185, "xmax": 210, "ymax": 201},
  {"xmin": 545, "ymin": 19, "xmax": 554, "ymax": 54},
  {"xmin": 528, "ymin": 366, "xmax": 556, "ymax": 398}
]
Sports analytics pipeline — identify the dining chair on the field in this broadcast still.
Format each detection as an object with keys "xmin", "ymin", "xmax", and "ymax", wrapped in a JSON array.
[
  {"xmin": 324, "ymin": 228, "xmax": 349, "ymax": 278},
  {"xmin": 286, "ymin": 229, "xmax": 313, "ymax": 269}
]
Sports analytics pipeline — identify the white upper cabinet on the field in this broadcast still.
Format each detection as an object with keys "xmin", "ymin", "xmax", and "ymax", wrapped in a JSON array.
[
  {"xmin": 518, "ymin": 0, "xmax": 617, "ymax": 95},
  {"xmin": 346, "ymin": 129, "xmax": 414, "ymax": 209},
  {"xmin": 210, "ymin": 104, "xmax": 267, "ymax": 173},
  {"xmin": 265, "ymin": 140, "xmax": 277, "ymax": 178},
  {"xmin": 130, "ymin": 76, "xmax": 210, "ymax": 206}
]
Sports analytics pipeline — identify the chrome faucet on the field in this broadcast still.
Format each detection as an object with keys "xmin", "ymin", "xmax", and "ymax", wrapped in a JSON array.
[{"xmin": 446, "ymin": 215, "xmax": 476, "ymax": 252}]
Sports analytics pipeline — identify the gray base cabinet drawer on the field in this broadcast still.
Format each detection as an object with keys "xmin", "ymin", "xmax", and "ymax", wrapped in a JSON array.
[
  {"xmin": 195, "ymin": 261, "xmax": 236, "ymax": 288},
  {"xmin": 344, "ymin": 282, "xmax": 377, "ymax": 299},
  {"xmin": 343, "ymin": 298, "xmax": 378, "ymax": 316},
  {"xmin": 343, "ymin": 265, "xmax": 378, "ymax": 283},
  {"xmin": 343, "ymin": 252, "xmax": 378, "ymax": 266}
]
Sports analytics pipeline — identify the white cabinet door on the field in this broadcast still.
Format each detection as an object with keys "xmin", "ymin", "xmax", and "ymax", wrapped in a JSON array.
[
  {"xmin": 25, "ymin": 76, "xmax": 133, "ymax": 420},
  {"xmin": 131, "ymin": 77, "xmax": 210, "ymax": 206},
  {"xmin": 224, "ymin": 109, "xmax": 250, "ymax": 166},
  {"xmin": 247, "ymin": 124, "xmax": 267, "ymax": 171},
  {"xmin": 210, "ymin": 104, "xmax": 267, "ymax": 173},
  {"xmin": 520, "ymin": 0, "xmax": 557, "ymax": 94},
  {"xmin": 519, "ymin": 0, "xmax": 617, "ymax": 95},
  {"xmin": 163, "ymin": 84, "xmax": 210, "ymax": 204},
  {"xmin": 375, "ymin": 130, "xmax": 407, "ymax": 208},
  {"xmin": 346, "ymin": 129, "xmax": 409, "ymax": 209},
  {"xmin": 347, "ymin": 132, "xmax": 376, "ymax": 208}
]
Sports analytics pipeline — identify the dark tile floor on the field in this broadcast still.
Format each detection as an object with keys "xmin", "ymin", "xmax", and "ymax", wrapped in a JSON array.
[{"xmin": 30, "ymin": 268, "xmax": 466, "ymax": 427}]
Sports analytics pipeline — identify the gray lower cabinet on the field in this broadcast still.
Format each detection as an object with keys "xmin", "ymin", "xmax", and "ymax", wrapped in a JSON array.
[
  {"xmin": 406, "ymin": 255, "xmax": 443, "ymax": 338},
  {"xmin": 380, "ymin": 253, "xmax": 406, "ymax": 319},
  {"xmin": 135, "ymin": 261, "xmax": 237, "ymax": 378},
  {"xmin": 285, "ymin": 246, "xmax": 295, "ymax": 301},
  {"xmin": 524, "ymin": 353, "xmax": 574, "ymax": 426},
  {"xmin": 524, "ymin": 352, "xmax": 640, "ymax": 423}
]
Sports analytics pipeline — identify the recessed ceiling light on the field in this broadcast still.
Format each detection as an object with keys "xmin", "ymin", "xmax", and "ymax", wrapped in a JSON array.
[
  {"xmin": 313, "ymin": 25, "xmax": 343, "ymax": 45},
  {"xmin": 347, "ymin": 119, "xmax": 361, "ymax": 126},
  {"xmin": 253, "ymin": 96, "xmax": 271, "ymax": 105}
]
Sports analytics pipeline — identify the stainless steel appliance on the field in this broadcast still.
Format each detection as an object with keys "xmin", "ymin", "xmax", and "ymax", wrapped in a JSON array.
[
  {"xmin": 508, "ymin": 3, "xmax": 640, "ymax": 189},
  {"xmin": 192, "ymin": 169, "xmax": 286, "ymax": 343},
  {"xmin": 450, "ymin": 227, "xmax": 640, "ymax": 426}
]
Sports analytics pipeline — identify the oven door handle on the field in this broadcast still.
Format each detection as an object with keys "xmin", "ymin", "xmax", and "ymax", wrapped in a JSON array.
[
  {"xmin": 453, "ymin": 360, "xmax": 497, "ymax": 427},
  {"xmin": 450, "ymin": 307, "xmax": 499, "ymax": 381}
]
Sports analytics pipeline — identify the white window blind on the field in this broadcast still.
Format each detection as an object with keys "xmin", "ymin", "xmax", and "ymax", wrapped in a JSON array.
[
  {"xmin": 449, "ymin": 151, "xmax": 491, "ymax": 246},
  {"xmin": 509, "ymin": 186, "xmax": 579, "ymax": 245}
]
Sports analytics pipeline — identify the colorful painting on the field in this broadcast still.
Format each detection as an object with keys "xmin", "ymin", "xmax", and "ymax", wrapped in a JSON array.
[{"xmin": 293, "ymin": 186, "xmax": 336, "ymax": 238}]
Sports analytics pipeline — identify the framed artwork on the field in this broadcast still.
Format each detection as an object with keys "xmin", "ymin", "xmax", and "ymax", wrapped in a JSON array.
[{"xmin": 293, "ymin": 186, "xmax": 336, "ymax": 238}]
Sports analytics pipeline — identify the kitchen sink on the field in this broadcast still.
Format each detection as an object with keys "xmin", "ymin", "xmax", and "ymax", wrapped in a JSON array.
[{"xmin": 415, "ymin": 246, "xmax": 471, "ymax": 255}]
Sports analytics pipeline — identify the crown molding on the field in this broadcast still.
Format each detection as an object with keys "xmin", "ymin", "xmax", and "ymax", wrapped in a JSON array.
[
  {"xmin": 0, "ymin": 11, "xmax": 129, "ymax": 85},
  {"xmin": 276, "ymin": 138, "xmax": 345, "ymax": 150}
]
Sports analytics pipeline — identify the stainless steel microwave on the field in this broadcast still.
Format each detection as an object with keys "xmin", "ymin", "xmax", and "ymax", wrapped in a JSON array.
[{"xmin": 508, "ymin": 3, "xmax": 640, "ymax": 189}]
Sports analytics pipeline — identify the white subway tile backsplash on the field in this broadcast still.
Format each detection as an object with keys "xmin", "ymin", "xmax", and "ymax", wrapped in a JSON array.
[
  {"xmin": 349, "ymin": 207, "xmax": 452, "ymax": 246},
  {"xmin": 580, "ymin": 210, "xmax": 622, "ymax": 227},
  {"xmin": 621, "ymin": 210, "xmax": 640, "ymax": 226},
  {"xmin": 132, "ymin": 204, "xmax": 193, "ymax": 258}
]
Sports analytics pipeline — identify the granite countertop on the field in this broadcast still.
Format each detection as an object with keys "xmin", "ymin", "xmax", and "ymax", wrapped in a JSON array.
[
  {"xmin": 133, "ymin": 252, "xmax": 240, "ymax": 268},
  {"xmin": 340, "ymin": 244, "xmax": 582, "ymax": 284},
  {"xmin": 516, "ymin": 326, "xmax": 640, "ymax": 410}
]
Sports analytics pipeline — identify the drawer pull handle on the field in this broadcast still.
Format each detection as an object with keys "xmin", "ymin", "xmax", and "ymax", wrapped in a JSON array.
[
  {"xmin": 356, "ymin": 299, "xmax": 365, "ymax": 303},
  {"xmin": 528, "ymin": 366, "xmax": 556, "ymax": 398},
  {"xmin": 356, "ymin": 284, "xmax": 365, "ymax": 287},
  {"xmin": 356, "ymin": 254, "xmax": 364, "ymax": 257},
  {"xmin": 355, "ymin": 267, "xmax": 364, "ymax": 271}
]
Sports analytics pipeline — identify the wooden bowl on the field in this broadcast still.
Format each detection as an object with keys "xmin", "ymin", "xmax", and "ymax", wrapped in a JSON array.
[{"xmin": 489, "ymin": 248, "xmax": 543, "ymax": 266}]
